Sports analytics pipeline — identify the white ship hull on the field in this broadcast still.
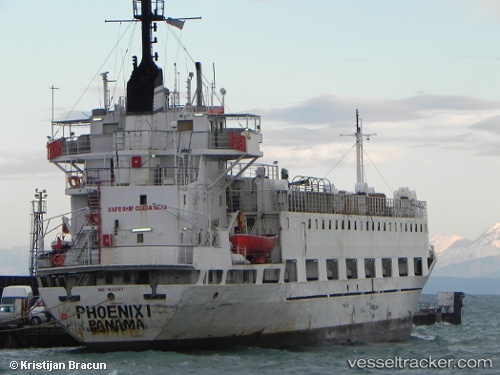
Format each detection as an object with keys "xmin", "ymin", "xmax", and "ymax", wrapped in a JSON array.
[
  {"xmin": 34, "ymin": 0, "xmax": 436, "ymax": 351},
  {"xmin": 39, "ymin": 275, "xmax": 427, "ymax": 351}
]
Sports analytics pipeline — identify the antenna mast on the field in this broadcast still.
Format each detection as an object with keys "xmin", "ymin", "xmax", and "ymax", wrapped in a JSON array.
[
  {"xmin": 341, "ymin": 109, "xmax": 376, "ymax": 184},
  {"xmin": 30, "ymin": 189, "xmax": 47, "ymax": 276}
]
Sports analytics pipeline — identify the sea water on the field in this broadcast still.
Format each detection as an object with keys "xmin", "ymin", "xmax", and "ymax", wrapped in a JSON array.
[{"xmin": 1, "ymin": 295, "xmax": 498, "ymax": 375}]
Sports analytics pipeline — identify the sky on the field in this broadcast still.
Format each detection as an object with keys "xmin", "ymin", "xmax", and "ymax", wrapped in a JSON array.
[{"xmin": 1, "ymin": 0, "xmax": 500, "ymax": 253}]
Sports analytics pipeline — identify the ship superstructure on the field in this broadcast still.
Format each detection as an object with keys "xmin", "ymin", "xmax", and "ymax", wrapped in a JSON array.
[{"xmin": 36, "ymin": 0, "xmax": 436, "ymax": 351}]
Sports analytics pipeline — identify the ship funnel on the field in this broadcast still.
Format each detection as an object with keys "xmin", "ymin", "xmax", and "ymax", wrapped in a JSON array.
[
  {"xmin": 195, "ymin": 62, "xmax": 203, "ymax": 108},
  {"xmin": 126, "ymin": 0, "xmax": 165, "ymax": 114}
]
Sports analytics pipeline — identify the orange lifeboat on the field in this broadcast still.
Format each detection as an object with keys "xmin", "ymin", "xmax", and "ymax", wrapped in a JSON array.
[{"xmin": 229, "ymin": 234, "xmax": 277, "ymax": 264}]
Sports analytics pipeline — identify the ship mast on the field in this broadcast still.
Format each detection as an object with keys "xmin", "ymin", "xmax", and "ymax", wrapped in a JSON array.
[
  {"xmin": 126, "ymin": 0, "xmax": 165, "ymax": 114},
  {"xmin": 341, "ymin": 110, "xmax": 376, "ymax": 185},
  {"xmin": 355, "ymin": 110, "xmax": 364, "ymax": 183}
]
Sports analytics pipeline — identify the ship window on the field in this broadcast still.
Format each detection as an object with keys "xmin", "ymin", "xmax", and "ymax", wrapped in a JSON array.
[
  {"xmin": 414, "ymin": 257, "xmax": 423, "ymax": 276},
  {"xmin": 364, "ymin": 258, "xmax": 375, "ymax": 278},
  {"xmin": 308, "ymin": 219, "xmax": 311, "ymax": 229},
  {"xmin": 398, "ymin": 258, "xmax": 408, "ymax": 277},
  {"xmin": 160, "ymin": 270, "xmax": 200, "ymax": 285},
  {"xmin": 123, "ymin": 272, "xmax": 132, "ymax": 283},
  {"xmin": 105, "ymin": 273, "xmax": 113, "ymax": 284},
  {"xmin": 329, "ymin": 220, "xmax": 332, "ymax": 230},
  {"xmin": 346, "ymin": 258, "xmax": 358, "ymax": 279},
  {"xmin": 226, "ymin": 270, "xmax": 257, "ymax": 284},
  {"xmin": 177, "ymin": 119, "xmax": 193, "ymax": 131},
  {"xmin": 326, "ymin": 259, "xmax": 339, "ymax": 280},
  {"xmin": 366, "ymin": 221, "xmax": 369, "ymax": 231},
  {"xmin": 263, "ymin": 269, "xmax": 280, "ymax": 283},
  {"xmin": 427, "ymin": 254, "xmax": 433, "ymax": 269},
  {"xmin": 306, "ymin": 259, "xmax": 319, "ymax": 281},
  {"xmin": 322, "ymin": 220, "xmax": 325, "ymax": 229},
  {"xmin": 140, "ymin": 195, "xmax": 147, "ymax": 205},
  {"xmin": 103, "ymin": 123, "xmax": 118, "ymax": 134},
  {"xmin": 137, "ymin": 233, "xmax": 144, "ymax": 243},
  {"xmin": 285, "ymin": 260, "xmax": 297, "ymax": 283},
  {"xmin": 247, "ymin": 217, "xmax": 255, "ymax": 229},
  {"xmin": 207, "ymin": 270, "xmax": 223, "ymax": 284},
  {"xmin": 354, "ymin": 221, "xmax": 357, "ymax": 230},
  {"xmin": 137, "ymin": 271, "xmax": 149, "ymax": 284},
  {"xmin": 382, "ymin": 258, "xmax": 392, "ymax": 277}
]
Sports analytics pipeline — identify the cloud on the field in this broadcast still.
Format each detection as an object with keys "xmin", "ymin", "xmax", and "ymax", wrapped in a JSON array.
[
  {"xmin": 255, "ymin": 93, "xmax": 500, "ymax": 177},
  {"xmin": 0, "ymin": 149, "xmax": 57, "ymax": 180},
  {"xmin": 254, "ymin": 94, "xmax": 500, "ymax": 127},
  {"xmin": 469, "ymin": 115, "xmax": 500, "ymax": 136}
]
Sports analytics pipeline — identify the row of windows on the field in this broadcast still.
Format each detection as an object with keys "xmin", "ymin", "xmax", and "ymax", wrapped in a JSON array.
[
  {"xmin": 204, "ymin": 256, "xmax": 425, "ymax": 285},
  {"xmin": 87, "ymin": 257, "xmax": 425, "ymax": 287},
  {"xmin": 301, "ymin": 218, "xmax": 427, "ymax": 233},
  {"xmin": 206, "ymin": 268, "xmax": 281, "ymax": 285},
  {"xmin": 286, "ymin": 256, "xmax": 425, "ymax": 283}
]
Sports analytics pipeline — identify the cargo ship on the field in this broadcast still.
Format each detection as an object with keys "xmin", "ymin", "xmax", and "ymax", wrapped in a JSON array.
[{"xmin": 35, "ymin": 0, "xmax": 436, "ymax": 351}]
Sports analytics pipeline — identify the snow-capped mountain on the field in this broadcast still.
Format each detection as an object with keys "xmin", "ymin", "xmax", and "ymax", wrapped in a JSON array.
[{"xmin": 431, "ymin": 223, "xmax": 500, "ymax": 278}]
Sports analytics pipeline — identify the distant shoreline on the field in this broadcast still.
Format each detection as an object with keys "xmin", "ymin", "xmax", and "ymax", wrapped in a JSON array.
[{"xmin": 424, "ymin": 276, "xmax": 500, "ymax": 295}]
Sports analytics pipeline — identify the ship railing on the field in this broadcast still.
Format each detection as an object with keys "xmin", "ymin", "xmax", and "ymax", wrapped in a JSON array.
[
  {"xmin": 36, "ymin": 245, "xmax": 194, "ymax": 269},
  {"xmin": 113, "ymin": 127, "xmax": 259, "ymax": 152},
  {"xmin": 227, "ymin": 188, "xmax": 427, "ymax": 219},
  {"xmin": 227, "ymin": 162, "xmax": 280, "ymax": 180},
  {"xmin": 206, "ymin": 113, "xmax": 261, "ymax": 132},
  {"xmin": 35, "ymin": 246, "xmax": 100, "ymax": 269},
  {"xmin": 49, "ymin": 126, "xmax": 260, "ymax": 160},
  {"xmin": 65, "ymin": 166, "xmax": 200, "ymax": 188},
  {"xmin": 100, "ymin": 246, "xmax": 194, "ymax": 266},
  {"xmin": 286, "ymin": 191, "xmax": 427, "ymax": 219},
  {"xmin": 47, "ymin": 135, "xmax": 92, "ymax": 159}
]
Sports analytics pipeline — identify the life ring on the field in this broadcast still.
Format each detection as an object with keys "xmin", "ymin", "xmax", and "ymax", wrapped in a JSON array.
[
  {"xmin": 51, "ymin": 252, "xmax": 66, "ymax": 267},
  {"xmin": 68, "ymin": 175, "xmax": 81, "ymax": 188},
  {"xmin": 87, "ymin": 213, "xmax": 100, "ymax": 226}
]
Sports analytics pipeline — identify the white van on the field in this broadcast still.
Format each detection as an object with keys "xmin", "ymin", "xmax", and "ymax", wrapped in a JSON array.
[{"xmin": 1, "ymin": 286, "xmax": 33, "ymax": 305}]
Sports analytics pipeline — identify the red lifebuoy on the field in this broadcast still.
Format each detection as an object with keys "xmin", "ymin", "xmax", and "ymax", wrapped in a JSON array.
[
  {"xmin": 87, "ymin": 213, "xmax": 100, "ymax": 226},
  {"xmin": 51, "ymin": 252, "xmax": 66, "ymax": 267},
  {"xmin": 68, "ymin": 175, "xmax": 81, "ymax": 188}
]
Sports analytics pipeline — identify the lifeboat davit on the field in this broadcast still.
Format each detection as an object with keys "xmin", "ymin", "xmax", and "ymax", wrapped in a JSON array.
[{"xmin": 229, "ymin": 234, "xmax": 277, "ymax": 264}]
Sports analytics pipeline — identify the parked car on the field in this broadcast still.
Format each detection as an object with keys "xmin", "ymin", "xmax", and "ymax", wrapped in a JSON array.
[
  {"xmin": 29, "ymin": 297, "xmax": 49, "ymax": 325},
  {"xmin": 0, "ymin": 305, "xmax": 15, "ymax": 323}
]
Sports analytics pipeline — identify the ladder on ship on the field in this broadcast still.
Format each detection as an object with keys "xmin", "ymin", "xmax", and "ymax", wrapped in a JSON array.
[{"xmin": 73, "ymin": 188, "xmax": 102, "ymax": 265}]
